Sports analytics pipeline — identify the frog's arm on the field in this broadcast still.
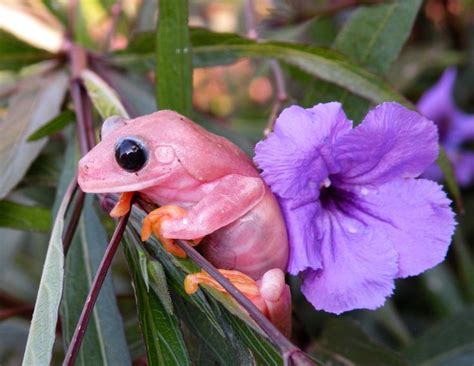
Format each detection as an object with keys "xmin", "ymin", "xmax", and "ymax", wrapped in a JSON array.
[{"xmin": 161, "ymin": 174, "xmax": 265, "ymax": 240}]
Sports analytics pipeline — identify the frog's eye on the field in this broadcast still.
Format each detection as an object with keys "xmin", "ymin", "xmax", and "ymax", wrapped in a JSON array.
[{"xmin": 115, "ymin": 137, "xmax": 148, "ymax": 172}]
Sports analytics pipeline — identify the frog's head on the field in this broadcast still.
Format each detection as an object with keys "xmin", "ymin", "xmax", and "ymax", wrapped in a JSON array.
[{"xmin": 78, "ymin": 111, "xmax": 181, "ymax": 193}]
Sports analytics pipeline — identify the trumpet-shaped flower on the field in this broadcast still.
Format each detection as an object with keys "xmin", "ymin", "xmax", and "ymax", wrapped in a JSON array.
[
  {"xmin": 419, "ymin": 68, "xmax": 474, "ymax": 186},
  {"xmin": 254, "ymin": 102, "xmax": 455, "ymax": 314}
]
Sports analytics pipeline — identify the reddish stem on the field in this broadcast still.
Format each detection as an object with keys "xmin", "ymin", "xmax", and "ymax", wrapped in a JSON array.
[
  {"xmin": 244, "ymin": 0, "xmax": 287, "ymax": 136},
  {"xmin": 62, "ymin": 211, "xmax": 131, "ymax": 366}
]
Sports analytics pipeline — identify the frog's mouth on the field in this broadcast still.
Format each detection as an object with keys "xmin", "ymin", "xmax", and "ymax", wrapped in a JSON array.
[{"xmin": 77, "ymin": 158, "xmax": 172, "ymax": 194}]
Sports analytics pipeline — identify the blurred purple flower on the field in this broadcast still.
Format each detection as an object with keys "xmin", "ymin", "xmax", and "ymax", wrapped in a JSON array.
[
  {"xmin": 254, "ymin": 102, "xmax": 455, "ymax": 314},
  {"xmin": 419, "ymin": 68, "xmax": 474, "ymax": 186}
]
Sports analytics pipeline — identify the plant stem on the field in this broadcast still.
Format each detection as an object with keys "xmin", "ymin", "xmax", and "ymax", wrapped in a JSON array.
[
  {"xmin": 244, "ymin": 0, "xmax": 287, "ymax": 136},
  {"xmin": 62, "ymin": 211, "xmax": 130, "ymax": 366},
  {"xmin": 102, "ymin": 0, "xmax": 123, "ymax": 52},
  {"xmin": 453, "ymin": 229, "xmax": 474, "ymax": 302},
  {"xmin": 62, "ymin": 190, "xmax": 85, "ymax": 255}
]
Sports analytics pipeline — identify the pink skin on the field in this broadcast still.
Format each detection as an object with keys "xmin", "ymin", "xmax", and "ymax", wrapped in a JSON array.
[{"xmin": 77, "ymin": 110, "xmax": 291, "ymax": 335}]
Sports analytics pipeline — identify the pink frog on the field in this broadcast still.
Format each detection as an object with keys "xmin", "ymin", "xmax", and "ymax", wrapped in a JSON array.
[{"xmin": 77, "ymin": 110, "xmax": 291, "ymax": 335}]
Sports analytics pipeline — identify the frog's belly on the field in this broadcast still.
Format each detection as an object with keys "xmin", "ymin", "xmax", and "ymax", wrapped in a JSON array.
[{"xmin": 199, "ymin": 191, "xmax": 288, "ymax": 280}]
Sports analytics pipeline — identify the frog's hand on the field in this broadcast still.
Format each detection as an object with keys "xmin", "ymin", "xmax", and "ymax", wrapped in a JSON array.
[{"xmin": 162, "ymin": 174, "xmax": 265, "ymax": 239}]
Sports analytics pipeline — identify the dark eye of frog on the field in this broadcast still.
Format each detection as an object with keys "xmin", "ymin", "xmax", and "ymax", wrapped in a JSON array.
[{"xmin": 115, "ymin": 137, "xmax": 148, "ymax": 172}]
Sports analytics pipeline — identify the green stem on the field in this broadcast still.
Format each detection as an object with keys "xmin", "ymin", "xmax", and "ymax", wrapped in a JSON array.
[
  {"xmin": 453, "ymin": 229, "xmax": 474, "ymax": 302},
  {"xmin": 375, "ymin": 300, "xmax": 412, "ymax": 346}
]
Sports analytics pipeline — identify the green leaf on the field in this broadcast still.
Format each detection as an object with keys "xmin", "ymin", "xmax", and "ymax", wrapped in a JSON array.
[
  {"xmin": 313, "ymin": 318, "xmax": 408, "ymax": 366},
  {"xmin": 27, "ymin": 110, "xmax": 75, "ymax": 141},
  {"xmin": 124, "ymin": 236, "xmax": 192, "ymax": 366},
  {"xmin": 102, "ymin": 70, "xmax": 156, "ymax": 117},
  {"xmin": 437, "ymin": 147, "xmax": 463, "ymax": 211},
  {"xmin": 0, "ymin": 30, "xmax": 51, "ymax": 70},
  {"xmin": 307, "ymin": 0, "xmax": 422, "ymax": 121},
  {"xmin": 148, "ymin": 260, "xmax": 174, "ymax": 314},
  {"xmin": 21, "ymin": 180, "xmax": 69, "ymax": 365},
  {"xmin": 0, "ymin": 69, "xmax": 68, "ymax": 199},
  {"xmin": 155, "ymin": 0, "xmax": 192, "ymax": 115},
  {"xmin": 125, "ymin": 213, "xmax": 283, "ymax": 364},
  {"xmin": 0, "ymin": 200, "xmax": 51, "ymax": 232},
  {"xmin": 335, "ymin": 0, "xmax": 423, "ymax": 75},
  {"xmin": 223, "ymin": 311, "xmax": 283, "ymax": 366},
  {"xmin": 173, "ymin": 294, "xmax": 253, "ymax": 366},
  {"xmin": 404, "ymin": 306, "xmax": 474, "ymax": 366},
  {"xmin": 420, "ymin": 264, "xmax": 464, "ymax": 317},
  {"xmin": 118, "ymin": 28, "xmax": 410, "ymax": 108},
  {"xmin": 81, "ymin": 69, "xmax": 130, "ymax": 119},
  {"xmin": 61, "ymin": 197, "xmax": 131, "ymax": 365}
]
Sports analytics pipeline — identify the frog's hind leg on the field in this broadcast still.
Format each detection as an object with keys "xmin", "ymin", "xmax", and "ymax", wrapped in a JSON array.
[{"xmin": 184, "ymin": 268, "xmax": 291, "ymax": 337}]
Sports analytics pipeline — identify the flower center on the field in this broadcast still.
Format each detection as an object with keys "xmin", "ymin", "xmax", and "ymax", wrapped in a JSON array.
[{"xmin": 319, "ymin": 176, "xmax": 357, "ymax": 214}]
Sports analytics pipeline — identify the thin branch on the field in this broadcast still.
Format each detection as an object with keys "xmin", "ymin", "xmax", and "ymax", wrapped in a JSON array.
[
  {"xmin": 102, "ymin": 0, "xmax": 123, "ymax": 53},
  {"xmin": 245, "ymin": 0, "xmax": 288, "ymax": 136},
  {"xmin": 63, "ymin": 211, "xmax": 131, "ymax": 366},
  {"xmin": 62, "ymin": 190, "xmax": 85, "ymax": 255},
  {"xmin": 0, "ymin": 305, "xmax": 33, "ymax": 320},
  {"xmin": 265, "ymin": 60, "xmax": 288, "ymax": 136}
]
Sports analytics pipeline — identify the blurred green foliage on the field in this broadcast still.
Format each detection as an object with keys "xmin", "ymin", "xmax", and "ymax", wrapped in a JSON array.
[{"xmin": 0, "ymin": 0, "xmax": 473, "ymax": 365}]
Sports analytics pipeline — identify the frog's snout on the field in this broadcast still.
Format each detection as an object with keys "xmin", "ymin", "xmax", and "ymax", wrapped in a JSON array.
[{"xmin": 77, "ymin": 155, "xmax": 105, "ymax": 192}]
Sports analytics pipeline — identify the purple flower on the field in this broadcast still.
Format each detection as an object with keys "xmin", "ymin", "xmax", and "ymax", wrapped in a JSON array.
[
  {"xmin": 418, "ymin": 68, "xmax": 474, "ymax": 186},
  {"xmin": 254, "ymin": 102, "xmax": 456, "ymax": 314}
]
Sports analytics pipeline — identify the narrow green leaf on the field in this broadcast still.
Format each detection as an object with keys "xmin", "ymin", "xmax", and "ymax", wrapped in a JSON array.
[
  {"xmin": 155, "ymin": 0, "xmax": 192, "ymax": 115},
  {"xmin": 404, "ymin": 306, "xmax": 474, "ymax": 366},
  {"xmin": 0, "ymin": 70, "xmax": 68, "ymax": 199},
  {"xmin": 0, "ymin": 200, "xmax": 51, "ymax": 232},
  {"xmin": 308, "ymin": 0, "xmax": 422, "ymax": 121},
  {"xmin": 81, "ymin": 69, "xmax": 130, "ymax": 119},
  {"xmin": 335, "ymin": 0, "xmax": 423, "ymax": 75},
  {"xmin": 437, "ymin": 147, "xmax": 463, "ymax": 211},
  {"xmin": 125, "ymin": 215, "xmax": 283, "ymax": 364},
  {"xmin": 148, "ymin": 260, "xmax": 174, "ymax": 314},
  {"xmin": 173, "ymin": 294, "xmax": 253, "ymax": 366},
  {"xmin": 21, "ymin": 181, "xmax": 69, "ymax": 365},
  {"xmin": 124, "ymin": 236, "xmax": 191, "ymax": 366},
  {"xmin": 118, "ymin": 28, "xmax": 410, "ymax": 108},
  {"xmin": 0, "ymin": 30, "xmax": 51, "ymax": 70},
  {"xmin": 27, "ymin": 110, "xmax": 75, "ymax": 141},
  {"xmin": 314, "ymin": 318, "xmax": 408, "ymax": 366},
  {"xmin": 98, "ymin": 70, "xmax": 156, "ymax": 117},
  {"xmin": 223, "ymin": 310, "xmax": 282, "ymax": 366},
  {"xmin": 61, "ymin": 197, "xmax": 131, "ymax": 366}
]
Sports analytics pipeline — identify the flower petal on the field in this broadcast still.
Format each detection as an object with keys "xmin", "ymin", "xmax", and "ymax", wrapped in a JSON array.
[
  {"xmin": 359, "ymin": 178, "xmax": 455, "ymax": 277},
  {"xmin": 334, "ymin": 102, "xmax": 438, "ymax": 186},
  {"xmin": 447, "ymin": 111, "xmax": 474, "ymax": 147},
  {"xmin": 301, "ymin": 209, "xmax": 398, "ymax": 314},
  {"xmin": 453, "ymin": 151, "xmax": 474, "ymax": 186},
  {"xmin": 254, "ymin": 103, "xmax": 352, "ymax": 200},
  {"xmin": 418, "ymin": 68, "xmax": 456, "ymax": 124},
  {"xmin": 280, "ymin": 198, "xmax": 323, "ymax": 275}
]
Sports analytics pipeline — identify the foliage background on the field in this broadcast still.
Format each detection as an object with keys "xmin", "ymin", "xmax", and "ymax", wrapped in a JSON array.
[{"xmin": 0, "ymin": 0, "xmax": 474, "ymax": 365}]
